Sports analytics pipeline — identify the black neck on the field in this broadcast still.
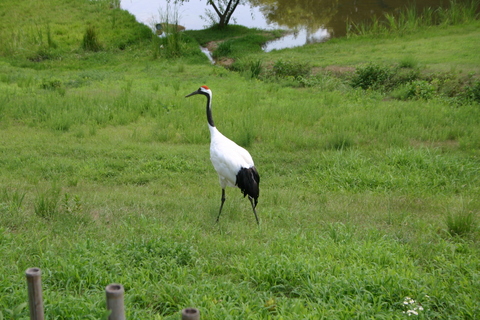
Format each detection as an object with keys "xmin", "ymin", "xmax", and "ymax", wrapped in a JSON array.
[{"xmin": 205, "ymin": 93, "xmax": 215, "ymax": 127}]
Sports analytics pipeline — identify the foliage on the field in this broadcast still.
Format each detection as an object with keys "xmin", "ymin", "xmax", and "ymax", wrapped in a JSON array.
[
  {"xmin": 0, "ymin": 188, "xmax": 26, "ymax": 215},
  {"xmin": 446, "ymin": 211, "xmax": 478, "ymax": 236},
  {"xmin": 185, "ymin": 24, "xmax": 254, "ymax": 46},
  {"xmin": 465, "ymin": 80, "xmax": 480, "ymax": 103},
  {"xmin": 350, "ymin": 63, "xmax": 393, "ymax": 90},
  {"xmin": 347, "ymin": 0, "xmax": 480, "ymax": 37},
  {"xmin": 34, "ymin": 185, "xmax": 61, "ymax": 219},
  {"xmin": 82, "ymin": 26, "xmax": 103, "ymax": 52},
  {"xmin": 272, "ymin": 59, "xmax": 311, "ymax": 79},
  {"xmin": 212, "ymin": 40, "xmax": 233, "ymax": 58},
  {"xmin": 396, "ymin": 80, "xmax": 437, "ymax": 100},
  {"xmin": 0, "ymin": 0, "xmax": 479, "ymax": 319},
  {"xmin": 186, "ymin": 25, "xmax": 280, "ymax": 61}
]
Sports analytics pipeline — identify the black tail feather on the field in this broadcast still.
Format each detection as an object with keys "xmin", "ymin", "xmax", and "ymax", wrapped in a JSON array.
[{"xmin": 236, "ymin": 166, "xmax": 260, "ymax": 206}]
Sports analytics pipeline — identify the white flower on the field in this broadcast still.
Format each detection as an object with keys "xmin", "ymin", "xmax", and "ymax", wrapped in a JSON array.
[
  {"xmin": 402, "ymin": 296, "xmax": 425, "ymax": 316},
  {"xmin": 407, "ymin": 310, "xmax": 419, "ymax": 316}
]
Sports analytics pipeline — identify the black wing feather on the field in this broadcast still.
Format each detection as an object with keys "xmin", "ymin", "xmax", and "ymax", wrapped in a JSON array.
[{"xmin": 236, "ymin": 166, "xmax": 260, "ymax": 207}]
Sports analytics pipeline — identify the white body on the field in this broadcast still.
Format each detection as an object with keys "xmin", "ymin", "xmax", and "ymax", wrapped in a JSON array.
[{"xmin": 209, "ymin": 126, "xmax": 255, "ymax": 189}]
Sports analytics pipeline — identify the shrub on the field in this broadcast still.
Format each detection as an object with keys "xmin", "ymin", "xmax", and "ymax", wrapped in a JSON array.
[
  {"xmin": 273, "ymin": 59, "xmax": 310, "ymax": 79},
  {"xmin": 350, "ymin": 63, "xmax": 393, "ymax": 90},
  {"xmin": 465, "ymin": 80, "xmax": 480, "ymax": 103},
  {"xmin": 404, "ymin": 80, "xmax": 436, "ymax": 100}
]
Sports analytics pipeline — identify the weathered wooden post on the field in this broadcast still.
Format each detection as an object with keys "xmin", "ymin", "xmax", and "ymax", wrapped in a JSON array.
[
  {"xmin": 25, "ymin": 267, "xmax": 44, "ymax": 320},
  {"xmin": 106, "ymin": 284, "xmax": 125, "ymax": 320},
  {"xmin": 181, "ymin": 308, "xmax": 200, "ymax": 320}
]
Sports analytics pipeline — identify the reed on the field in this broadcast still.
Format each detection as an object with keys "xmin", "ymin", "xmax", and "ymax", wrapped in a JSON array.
[{"xmin": 347, "ymin": 0, "xmax": 480, "ymax": 37}]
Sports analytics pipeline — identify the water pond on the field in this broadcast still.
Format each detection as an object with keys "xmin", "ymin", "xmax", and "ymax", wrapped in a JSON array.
[{"xmin": 121, "ymin": 0, "xmax": 473, "ymax": 51}]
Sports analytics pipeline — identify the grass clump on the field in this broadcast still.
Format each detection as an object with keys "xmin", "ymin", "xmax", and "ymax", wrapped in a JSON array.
[
  {"xmin": 82, "ymin": 26, "xmax": 103, "ymax": 52},
  {"xmin": 272, "ymin": 59, "xmax": 311, "ymax": 79},
  {"xmin": 34, "ymin": 185, "xmax": 61, "ymax": 219},
  {"xmin": 230, "ymin": 59, "xmax": 264, "ymax": 79},
  {"xmin": 212, "ymin": 40, "xmax": 233, "ymax": 59},
  {"xmin": 398, "ymin": 56, "xmax": 419, "ymax": 69},
  {"xmin": 350, "ymin": 63, "xmax": 394, "ymax": 90},
  {"xmin": 446, "ymin": 211, "xmax": 478, "ymax": 236},
  {"xmin": 0, "ymin": 188, "xmax": 26, "ymax": 214}
]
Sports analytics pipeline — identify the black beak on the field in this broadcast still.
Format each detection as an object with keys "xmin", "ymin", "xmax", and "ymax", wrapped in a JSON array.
[{"xmin": 185, "ymin": 89, "xmax": 200, "ymax": 98}]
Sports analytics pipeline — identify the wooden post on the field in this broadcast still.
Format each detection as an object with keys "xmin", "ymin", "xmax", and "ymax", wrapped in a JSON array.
[
  {"xmin": 25, "ymin": 267, "xmax": 44, "ymax": 320},
  {"xmin": 106, "ymin": 284, "xmax": 125, "ymax": 320},
  {"xmin": 181, "ymin": 308, "xmax": 200, "ymax": 320}
]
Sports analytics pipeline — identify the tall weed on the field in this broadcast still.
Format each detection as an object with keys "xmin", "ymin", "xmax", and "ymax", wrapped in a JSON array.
[
  {"xmin": 446, "ymin": 211, "xmax": 477, "ymax": 236},
  {"xmin": 34, "ymin": 185, "xmax": 61, "ymax": 219},
  {"xmin": 0, "ymin": 188, "xmax": 26, "ymax": 214},
  {"xmin": 82, "ymin": 26, "xmax": 102, "ymax": 52},
  {"xmin": 347, "ymin": 0, "xmax": 480, "ymax": 37}
]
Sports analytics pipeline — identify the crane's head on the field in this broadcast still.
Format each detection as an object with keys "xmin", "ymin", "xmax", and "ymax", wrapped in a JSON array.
[{"xmin": 185, "ymin": 85, "xmax": 211, "ymax": 98}]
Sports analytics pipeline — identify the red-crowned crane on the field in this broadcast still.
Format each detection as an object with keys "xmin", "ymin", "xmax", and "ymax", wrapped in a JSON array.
[{"xmin": 185, "ymin": 86, "xmax": 260, "ymax": 225}]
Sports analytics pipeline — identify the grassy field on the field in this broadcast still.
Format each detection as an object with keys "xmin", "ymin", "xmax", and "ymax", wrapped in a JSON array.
[{"xmin": 1, "ymin": 0, "xmax": 480, "ymax": 319}]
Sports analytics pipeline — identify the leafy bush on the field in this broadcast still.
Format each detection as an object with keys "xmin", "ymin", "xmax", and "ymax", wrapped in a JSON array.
[
  {"xmin": 404, "ymin": 80, "xmax": 436, "ymax": 100},
  {"xmin": 392, "ymin": 80, "xmax": 437, "ymax": 100},
  {"xmin": 465, "ymin": 80, "xmax": 480, "ymax": 103},
  {"xmin": 350, "ymin": 63, "xmax": 393, "ymax": 90},
  {"xmin": 273, "ymin": 59, "xmax": 311, "ymax": 79}
]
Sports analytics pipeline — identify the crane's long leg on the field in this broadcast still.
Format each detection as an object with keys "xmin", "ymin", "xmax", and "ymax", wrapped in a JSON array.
[
  {"xmin": 216, "ymin": 189, "xmax": 226, "ymax": 223},
  {"xmin": 248, "ymin": 196, "xmax": 259, "ymax": 225}
]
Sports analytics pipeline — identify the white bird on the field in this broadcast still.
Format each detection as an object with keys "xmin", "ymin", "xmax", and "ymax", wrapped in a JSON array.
[{"xmin": 186, "ymin": 85, "xmax": 260, "ymax": 224}]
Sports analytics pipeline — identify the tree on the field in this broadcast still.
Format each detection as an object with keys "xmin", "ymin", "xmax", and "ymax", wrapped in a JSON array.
[{"xmin": 172, "ymin": 0, "xmax": 245, "ymax": 28}]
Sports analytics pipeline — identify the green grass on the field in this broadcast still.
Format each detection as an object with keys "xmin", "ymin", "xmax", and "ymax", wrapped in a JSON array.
[
  {"xmin": 0, "ymin": 0, "xmax": 480, "ymax": 319},
  {"xmin": 186, "ymin": 25, "xmax": 283, "ymax": 59}
]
